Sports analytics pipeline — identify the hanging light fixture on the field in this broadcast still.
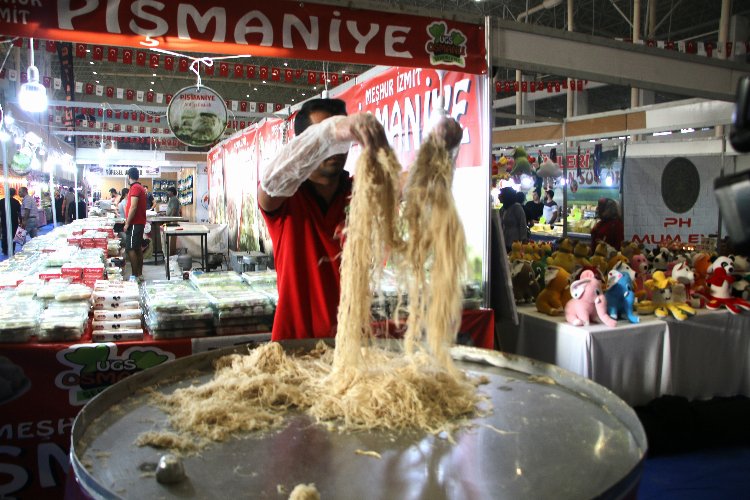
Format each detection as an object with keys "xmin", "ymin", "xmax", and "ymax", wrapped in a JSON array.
[{"xmin": 19, "ymin": 38, "xmax": 48, "ymax": 113}]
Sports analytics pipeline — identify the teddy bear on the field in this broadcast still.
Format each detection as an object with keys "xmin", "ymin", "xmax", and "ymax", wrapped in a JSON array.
[
  {"xmin": 535, "ymin": 266, "xmax": 571, "ymax": 316},
  {"xmin": 620, "ymin": 241, "xmax": 642, "ymax": 260},
  {"xmin": 604, "ymin": 269, "xmax": 640, "ymax": 323},
  {"xmin": 691, "ymin": 252, "xmax": 712, "ymax": 294},
  {"xmin": 590, "ymin": 242, "xmax": 610, "ymax": 276},
  {"xmin": 523, "ymin": 242, "xmax": 540, "ymax": 262},
  {"xmin": 651, "ymin": 247, "xmax": 673, "ymax": 272},
  {"xmin": 629, "ymin": 253, "xmax": 651, "ymax": 300},
  {"xmin": 512, "ymin": 260, "xmax": 541, "ymax": 304},
  {"xmin": 547, "ymin": 238, "xmax": 577, "ymax": 273},
  {"xmin": 704, "ymin": 256, "xmax": 750, "ymax": 314},
  {"xmin": 573, "ymin": 241, "xmax": 592, "ymax": 270}
]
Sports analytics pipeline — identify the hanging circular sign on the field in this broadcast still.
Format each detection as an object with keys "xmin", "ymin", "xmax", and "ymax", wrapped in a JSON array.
[
  {"xmin": 167, "ymin": 85, "xmax": 228, "ymax": 147},
  {"xmin": 10, "ymin": 147, "xmax": 33, "ymax": 176}
]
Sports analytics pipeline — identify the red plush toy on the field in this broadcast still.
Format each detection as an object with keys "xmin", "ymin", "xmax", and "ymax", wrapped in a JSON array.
[{"xmin": 704, "ymin": 259, "xmax": 750, "ymax": 314}]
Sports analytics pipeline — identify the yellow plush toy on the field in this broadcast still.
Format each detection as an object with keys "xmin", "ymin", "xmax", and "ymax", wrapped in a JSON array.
[
  {"xmin": 590, "ymin": 242, "xmax": 609, "ymax": 276},
  {"xmin": 523, "ymin": 242, "xmax": 540, "ymax": 262},
  {"xmin": 573, "ymin": 241, "xmax": 592, "ymax": 269},
  {"xmin": 547, "ymin": 238, "xmax": 577, "ymax": 273},
  {"xmin": 509, "ymin": 241, "xmax": 524, "ymax": 261},
  {"xmin": 638, "ymin": 271, "xmax": 697, "ymax": 320},
  {"xmin": 535, "ymin": 266, "xmax": 571, "ymax": 316}
]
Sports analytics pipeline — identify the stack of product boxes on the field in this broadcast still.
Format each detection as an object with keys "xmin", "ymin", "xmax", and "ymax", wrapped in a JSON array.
[{"xmin": 91, "ymin": 281, "xmax": 144, "ymax": 342}]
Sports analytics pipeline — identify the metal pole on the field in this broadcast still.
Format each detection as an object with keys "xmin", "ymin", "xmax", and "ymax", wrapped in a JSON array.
[
  {"xmin": 74, "ymin": 165, "xmax": 79, "ymax": 220},
  {"xmin": 3, "ymin": 141, "xmax": 12, "ymax": 258},
  {"xmin": 49, "ymin": 171, "xmax": 57, "ymax": 226},
  {"xmin": 562, "ymin": 120, "xmax": 568, "ymax": 239},
  {"xmin": 484, "ymin": 14, "xmax": 493, "ymax": 309}
]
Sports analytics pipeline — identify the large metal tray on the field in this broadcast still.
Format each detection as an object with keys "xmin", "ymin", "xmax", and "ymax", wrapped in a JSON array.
[{"xmin": 71, "ymin": 340, "xmax": 646, "ymax": 499}]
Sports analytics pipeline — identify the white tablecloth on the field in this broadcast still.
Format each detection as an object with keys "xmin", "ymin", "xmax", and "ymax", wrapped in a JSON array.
[{"xmin": 515, "ymin": 306, "xmax": 750, "ymax": 406}]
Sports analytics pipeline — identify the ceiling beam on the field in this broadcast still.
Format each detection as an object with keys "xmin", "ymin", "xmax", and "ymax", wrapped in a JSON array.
[{"xmin": 490, "ymin": 18, "xmax": 746, "ymax": 102}]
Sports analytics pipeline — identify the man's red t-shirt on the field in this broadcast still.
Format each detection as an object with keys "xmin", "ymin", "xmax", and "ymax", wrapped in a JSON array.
[
  {"xmin": 126, "ymin": 182, "xmax": 148, "ymax": 225},
  {"xmin": 262, "ymin": 176, "xmax": 351, "ymax": 341}
]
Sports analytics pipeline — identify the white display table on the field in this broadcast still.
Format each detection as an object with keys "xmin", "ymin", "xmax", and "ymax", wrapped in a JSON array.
[{"xmin": 515, "ymin": 306, "xmax": 750, "ymax": 406}]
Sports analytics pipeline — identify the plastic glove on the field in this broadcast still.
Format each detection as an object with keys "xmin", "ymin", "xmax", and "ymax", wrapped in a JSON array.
[{"xmin": 260, "ymin": 115, "xmax": 351, "ymax": 198}]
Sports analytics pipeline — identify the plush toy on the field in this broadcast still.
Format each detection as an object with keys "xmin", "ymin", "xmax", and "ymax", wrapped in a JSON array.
[
  {"xmin": 539, "ymin": 242, "xmax": 553, "ymax": 258},
  {"xmin": 511, "ymin": 260, "xmax": 541, "ymax": 304},
  {"xmin": 704, "ymin": 256, "xmax": 750, "ymax": 314},
  {"xmin": 523, "ymin": 242, "xmax": 540, "ymax": 262},
  {"xmin": 548, "ymin": 238, "xmax": 577, "ymax": 273},
  {"xmin": 641, "ymin": 271, "xmax": 696, "ymax": 320},
  {"xmin": 535, "ymin": 266, "xmax": 571, "ymax": 316},
  {"xmin": 509, "ymin": 241, "xmax": 524, "ymax": 261},
  {"xmin": 670, "ymin": 261, "xmax": 703, "ymax": 308},
  {"xmin": 530, "ymin": 257, "xmax": 548, "ymax": 290},
  {"xmin": 573, "ymin": 242, "xmax": 592, "ymax": 269},
  {"xmin": 692, "ymin": 252, "xmax": 712, "ymax": 294},
  {"xmin": 536, "ymin": 148, "xmax": 562, "ymax": 190},
  {"xmin": 607, "ymin": 252, "xmax": 629, "ymax": 273},
  {"xmin": 652, "ymin": 247, "xmax": 673, "ymax": 272},
  {"xmin": 621, "ymin": 241, "xmax": 642, "ymax": 260},
  {"xmin": 564, "ymin": 270, "xmax": 618, "ymax": 327},
  {"xmin": 510, "ymin": 146, "xmax": 533, "ymax": 177},
  {"xmin": 630, "ymin": 253, "xmax": 651, "ymax": 300},
  {"xmin": 605, "ymin": 269, "xmax": 640, "ymax": 323},
  {"xmin": 591, "ymin": 242, "xmax": 610, "ymax": 276}
]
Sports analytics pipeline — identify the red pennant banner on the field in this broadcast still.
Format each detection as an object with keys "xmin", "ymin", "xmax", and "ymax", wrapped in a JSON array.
[
  {"xmin": 295, "ymin": 68, "xmax": 303, "ymax": 79},
  {"xmin": 41, "ymin": 76, "xmax": 50, "ymax": 87},
  {"xmin": 107, "ymin": 47, "xmax": 117, "ymax": 62},
  {"xmin": 704, "ymin": 42, "xmax": 714, "ymax": 57},
  {"xmin": 146, "ymin": 91, "xmax": 154, "ymax": 103},
  {"xmin": 123, "ymin": 111, "xmax": 129, "ymax": 120},
  {"xmin": 576, "ymin": 80, "xmax": 584, "ymax": 91},
  {"xmin": 258, "ymin": 103, "xmax": 266, "ymax": 112},
  {"xmin": 136, "ymin": 51, "xmax": 146, "ymax": 66},
  {"xmin": 164, "ymin": 56, "xmax": 174, "ymax": 70},
  {"xmin": 106, "ymin": 86, "xmax": 114, "ymax": 98},
  {"xmin": 205, "ymin": 64, "xmax": 214, "ymax": 76},
  {"xmin": 106, "ymin": 109, "xmax": 112, "ymax": 118},
  {"xmin": 547, "ymin": 82, "xmax": 553, "ymax": 92},
  {"xmin": 307, "ymin": 71, "xmax": 316, "ymax": 84},
  {"xmin": 85, "ymin": 83, "xmax": 94, "ymax": 94},
  {"xmin": 513, "ymin": 81, "xmax": 519, "ymax": 92},
  {"xmin": 246, "ymin": 65, "xmax": 256, "ymax": 78},
  {"xmin": 666, "ymin": 41, "xmax": 675, "ymax": 51},
  {"xmin": 521, "ymin": 81, "xmax": 527, "ymax": 92},
  {"xmin": 271, "ymin": 67, "xmax": 280, "ymax": 81},
  {"xmin": 275, "ymin": 103, "xmax": 283, "ymax": 111},
  {"xmin": 122, "ymin": 49, "xmax": 133, "ymax": 64},
  {"xmin": 240, "ymin": 101, "xmax": 248, "ymax": 112},
  {"xmin": 342, "ymin": 74, "xmax": 351, "ymax": 82},
  {"xmin": 240, "ymin": 121, "xmax": 246, "ymax": 129},
  {"xmin": 555, "ymin": 81, "xmax": 561, "ymax": 92},
  {"xmin": 178, "ymin": 58, "xmax": 188, "ymax": 72},
  {"xmin": 149, "ymin": 54, "xmax": 159, "ymax": 69},
  {"xmin": 284, "ymin": 69, "xmax": 293, "ymax": 82},
  {"xmin": 330, "ymin": 73, "xmax": 339, "ymax": 86},
  {"xmin": 319, "ymin": 72, "xmax": 326, "ymax": 84},
  {"xmin": 259, "ymin": 66, "xmax": 269, "ymax": 80},
  {"xmin": 46, "ymin": 40, "xmax": 56, "ymax": 52},
  {"xmin": 686, "ymin": 41, "xmax": 697, "ymax": 54},
  {"xmin": 76, "ymin": 43, "xmax": 86, "ymax": 58},
  {"xmin": 233, "ymin": 63, "xmax": 243, "ymax": 78},
  {"xmin": 166, "ymin": 94, "xmax": 173, "ymax": 103},
  {"xmin": 529, "ymin": 82, "xmax": 536, "ymax": 92},
  {"xmin": 93, "ymin": 45, "xmax": 104, "ymax": 60},
  {"xmin": 126, "ymin": 89, "xmax": 134, "ymax": 100},
  {"xmin": 219, "ymin": 62, "xmax": 229, "ymax": 77}
]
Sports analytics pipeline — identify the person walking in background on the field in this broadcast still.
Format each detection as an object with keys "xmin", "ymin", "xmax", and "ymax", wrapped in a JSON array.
[
  {"xmin": 19, "ymin": 187, "xmax": 38, "ymax": 239},
  {"xmin": 63, "ymin": 187, "xmax": 76, "ymax": 223},
  {"xmin": 123, "ymin": 167, "xmax": 148, "ymax": 280},
  {"xmin": 0, "ymin": 188, "xmax": 21, "ymax": 255},
  {"xmin": 498, "ymin": 186, "xmax": 527, "ymax": 251},
  {"xmin": 590, "ymin": 197, "xmax": 625, "ymax": 253},
  {"xmin": 54, "ymin": 190, "xmax": 64, "ymax": 225}
]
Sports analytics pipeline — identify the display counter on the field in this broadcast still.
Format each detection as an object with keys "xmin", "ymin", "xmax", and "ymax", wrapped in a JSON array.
[
  {"xmin": 514, "ymin": 306, "xmax": 750, "ymax": 406},
  {"xmin": 0, "ymin": 308, "xmax": 493, "ymax": 498}
]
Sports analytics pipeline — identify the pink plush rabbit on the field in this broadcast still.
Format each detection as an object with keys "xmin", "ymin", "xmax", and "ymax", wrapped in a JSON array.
[{"xmin": 564, "ymin": 270, "xmax": 618, "ymax": 327}]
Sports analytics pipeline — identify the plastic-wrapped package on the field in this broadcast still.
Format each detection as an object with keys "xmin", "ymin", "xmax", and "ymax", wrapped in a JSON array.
[
  {"xmin": 15, "ymin": 279, "xmax": 43, "ymax": 296},
  {"xmin": 142, "ymin": 281, "xmax": 214, "ymax": 338},
  {"xmin": 93, "ymin": 309, "xmax": 142, "ymax": 321},
  {"xmin": 92, "ymin": 330, "xmax": 144, "ymax": 342},
  {"xmin": 0, "ymin": 294, "xmax": 42, "ymax": 343},
  {"xmin": 55, "ymin": 284, "xmax": 93, "ymax": 302},
  {"xmin": 36, "ymin": 278, "xmax": 74, "ymax": 300},
  {"xmin": 38, "ymin": 301, "xmax": 90, "ymax": 342}
]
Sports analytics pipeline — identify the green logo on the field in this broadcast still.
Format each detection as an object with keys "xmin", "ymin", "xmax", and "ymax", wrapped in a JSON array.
[
  {"xmin": 426, "ymin": 22, "xmax": 467, "ymax": 68},
  {"xmin": 56, "ymin": 344, "xmax": 175, "ymax": 405}
]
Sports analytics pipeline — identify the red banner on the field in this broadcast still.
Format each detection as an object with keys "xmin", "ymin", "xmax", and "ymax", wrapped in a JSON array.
[
  {"xmin": 334, "ymin": 67, "xmax": 485, "ymax": 168},
  {"xmin": 2, "ymin": 1, "xmax": 485, "ymax": 74}
]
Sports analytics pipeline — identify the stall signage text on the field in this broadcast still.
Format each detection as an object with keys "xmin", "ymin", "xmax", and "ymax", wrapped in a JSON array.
[{"xmin": 1, "ymin": 0, "xmax": 486, "ymax": 73}]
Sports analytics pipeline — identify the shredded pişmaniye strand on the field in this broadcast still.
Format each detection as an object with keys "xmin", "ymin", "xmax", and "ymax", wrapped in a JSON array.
[{"xmin": 136, "ymin": 129, "xmax": 486, "ymax": 454}]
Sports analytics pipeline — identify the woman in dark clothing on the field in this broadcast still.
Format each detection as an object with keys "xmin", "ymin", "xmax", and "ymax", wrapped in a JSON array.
[
  {"xmin": 0, "ymin": 188, "xmax": 22, "ymax": 255},
  {"xmin": 499, "ymin": 186, "xmax": 528, "ymax": 251},
  {"xmin": 590, "ymin": 197, "xmax": 624, "ymax": 253}
]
